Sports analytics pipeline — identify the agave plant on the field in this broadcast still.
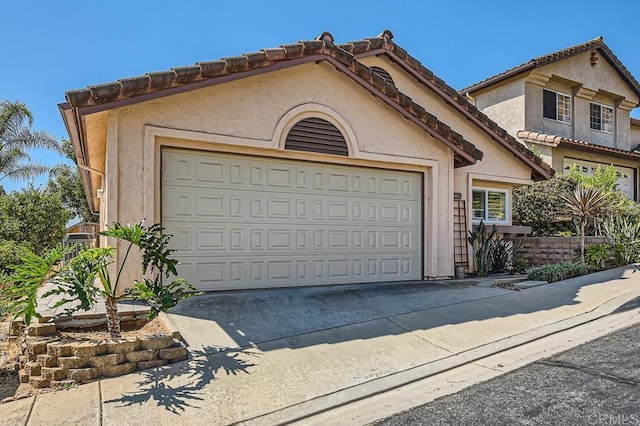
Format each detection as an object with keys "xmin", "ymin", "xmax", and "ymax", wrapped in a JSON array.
[{"xmin": 560, "ymin": 185, "xmax": 609, "ymax": 265}]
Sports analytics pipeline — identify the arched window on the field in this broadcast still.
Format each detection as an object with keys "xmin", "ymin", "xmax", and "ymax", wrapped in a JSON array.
[
  {"xmin": 284, "ymin": 117, "xmax": 348, "ymax": 156},
  {"xmin": 370, "ymin": 66, "xmax": 395, "ymax": 87}
]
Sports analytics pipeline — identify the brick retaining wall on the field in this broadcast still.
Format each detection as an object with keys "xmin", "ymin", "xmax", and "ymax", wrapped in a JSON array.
[
  {"xmin": 17, "ymin": 323, "xmax": 187, "ymax": 389},
  {"xmin": 513, "ymin": 236, "xmax": 609, "ymax": 266}
]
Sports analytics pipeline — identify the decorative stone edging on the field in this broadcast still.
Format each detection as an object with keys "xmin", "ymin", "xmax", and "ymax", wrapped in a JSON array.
[{"xmin": 17, "ymin": 323, "xmax": 187, "ymax": 389}]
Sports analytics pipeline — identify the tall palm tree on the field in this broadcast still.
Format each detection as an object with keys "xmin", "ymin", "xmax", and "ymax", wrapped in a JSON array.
[
  {"xmin": 0, "ymin": 100, "xmax": 61, "ymax": 186},
  {"xmin": 561, "ymin": 185, "xmax": 609, "ymax": 265}
]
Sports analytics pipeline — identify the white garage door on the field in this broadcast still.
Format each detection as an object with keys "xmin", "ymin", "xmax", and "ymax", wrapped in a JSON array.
[
  {"xmin": 563, "ymin": 159, "xmax": 635, "ymax": 200},
  {"xmin": 162, "ymin": 149, "xmax": 422, "ymax": 291}
]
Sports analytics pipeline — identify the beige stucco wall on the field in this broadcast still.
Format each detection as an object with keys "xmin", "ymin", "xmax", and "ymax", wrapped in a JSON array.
[
  {"xmin": 94, "ymin": 61, "xmax": 459, "ymax": 287},
  {"xmin": 467, "ymin": 78, "xmax": 526, "ymax": 140},
  {"xmin": 359, "ymin": 56, "xmax": 535, "ymax": 271},
  {"xmin": 632, "ymin": 122, "xmax": 640, "ymax": 147},
  {"xmin": 538, "ymin": 52, "xmax": 639, "ymax": 105}
]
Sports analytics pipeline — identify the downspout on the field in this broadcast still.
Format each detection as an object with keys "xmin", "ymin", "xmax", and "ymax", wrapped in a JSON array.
[{"xmin": 77, "ymin": 163, "xmax": 105, "ymax": 216}]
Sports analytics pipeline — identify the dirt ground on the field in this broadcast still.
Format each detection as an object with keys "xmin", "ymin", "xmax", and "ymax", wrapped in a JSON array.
[{"xmin": 0, "ymin": 321, "xmax": 20, "ymax": 401}]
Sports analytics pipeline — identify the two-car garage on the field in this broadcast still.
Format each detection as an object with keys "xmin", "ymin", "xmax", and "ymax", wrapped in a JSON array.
[{"xmin": 161, "ymin": 149, "xmax": 422, "ymax": 291}]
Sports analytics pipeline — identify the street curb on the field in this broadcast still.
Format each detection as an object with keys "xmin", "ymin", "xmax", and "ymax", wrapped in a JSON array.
[{"xmin": 239, "ymin": 288, "xmax": 640, "ymax": 426}]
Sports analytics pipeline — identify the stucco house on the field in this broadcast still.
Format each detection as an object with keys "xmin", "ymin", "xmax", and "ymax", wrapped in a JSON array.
[
  {"xmin": 462, "ymin": 37, "xmax": 640, "ymax": 200},
  {"xmin": 59, "ymin": 31, "xmax": 551, "ymax": 291}
]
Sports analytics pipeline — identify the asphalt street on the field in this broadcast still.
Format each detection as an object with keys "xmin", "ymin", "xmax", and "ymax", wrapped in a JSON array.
[{"xmin": 375, "ymin": 321, "xmax": 640, "ymax": 426}]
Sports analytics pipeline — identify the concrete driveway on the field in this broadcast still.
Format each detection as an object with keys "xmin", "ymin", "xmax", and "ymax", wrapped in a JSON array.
[{"xmin": 4, "ymin": 267, "xmax": 640, "ymax": 426}]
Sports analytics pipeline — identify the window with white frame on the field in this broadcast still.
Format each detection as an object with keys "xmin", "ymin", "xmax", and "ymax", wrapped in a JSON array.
[
  {"xmin": 543, "ymin": 89, "xmax": 571, "ymax": 123},
  {"xmin": 472, "ymin": 188, "xmax": 508, "ymax": 224},
  {"xmin": 590, "ymin": 102, "xmax": 614, "ymax": 133}
]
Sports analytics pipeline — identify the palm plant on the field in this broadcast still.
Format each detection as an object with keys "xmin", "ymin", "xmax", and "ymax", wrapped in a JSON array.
[
  {"xmin": 5, "ymin": 221, "xmax": 202, "ymax": 338},
  {"xmin": 560, "ymin": 185, "xmax": 609, "ymax": 265},
  {"xmin": 0, "ymin": 100, "xmax": 61, "ymax": 186}
]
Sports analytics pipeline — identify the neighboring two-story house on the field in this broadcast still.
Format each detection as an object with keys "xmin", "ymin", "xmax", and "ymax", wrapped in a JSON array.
[{"xmin": 461, "ymin": 37, "xmax": 640, "ymax": 200}]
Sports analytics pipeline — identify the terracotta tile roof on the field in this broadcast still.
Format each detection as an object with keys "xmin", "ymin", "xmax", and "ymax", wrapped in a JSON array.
[
  {"xmin": 337, "ymin": 31, "xmax": 553, "ymax": 181},
  {"xmin": 517, "ymin": 130, "xmax": 640, "ymax": 160},
  {"xmin": 631, "ymin": 117, "xmax": 640, "ymax": 126},
  {"xmin": 461, "ymin": 37, "xmax": 640, "ymax": 99},
  {"xmin": 61, "ymin": 32, "xmax": 482, "ymax": 167}
]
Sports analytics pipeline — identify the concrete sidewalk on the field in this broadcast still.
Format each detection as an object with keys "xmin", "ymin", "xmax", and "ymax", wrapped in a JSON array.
[{"xmin": 2, "ymin": 266, "xmax": 640, "ymax": 426}]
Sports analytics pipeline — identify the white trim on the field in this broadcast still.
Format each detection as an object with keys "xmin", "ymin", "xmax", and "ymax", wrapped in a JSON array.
[
  {"xmin": 274, "ymin": 103, "xmax": 359, "ymax": 158},
  {"xmin": 471, "ymin": 186, "xmax": 510, "ymax": 225},
  {"xmin": 468, "ymin": 172, "xmax": 532, "ymax": 187},
  {"xmin": 589, "ymin": 101, "xmax": 614, "ymax": 134},
  {"xmin": 543, "ymin": 88, "xmax": 572, "ymax": 124}
]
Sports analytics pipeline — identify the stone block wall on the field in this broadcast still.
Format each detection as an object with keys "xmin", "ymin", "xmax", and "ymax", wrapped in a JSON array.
[
  {"xmin": 513, "ymin": 236, "xmax": 609, "ymax": 266},
  {"xmin": 18, "ymin": 324, "xmax": 187, "ymax": 389}
]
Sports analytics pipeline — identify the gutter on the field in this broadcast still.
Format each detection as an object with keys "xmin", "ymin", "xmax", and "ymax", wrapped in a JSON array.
[{"xmin": 58, "ymin": 103, "xmax": 99, "ymax": 213}]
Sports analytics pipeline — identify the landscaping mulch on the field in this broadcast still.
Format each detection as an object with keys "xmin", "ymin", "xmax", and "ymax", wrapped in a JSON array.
[{"xmin": 493, "ymin": 282, "xmax": 521, "ymax": 291}]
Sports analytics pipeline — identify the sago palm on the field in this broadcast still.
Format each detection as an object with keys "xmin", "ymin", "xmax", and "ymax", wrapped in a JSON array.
[{"xmin": 560, "ymin": 185, "xmax": 609, "ymax": 265}]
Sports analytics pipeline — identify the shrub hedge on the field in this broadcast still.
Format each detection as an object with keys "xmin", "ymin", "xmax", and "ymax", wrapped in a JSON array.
[{"xmin": 527, "ymin": 262, "xmax": 593, "ymax": 283}]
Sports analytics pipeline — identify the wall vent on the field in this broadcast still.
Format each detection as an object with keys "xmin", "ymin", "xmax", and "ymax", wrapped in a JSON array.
[{"xmin": 285, "ymin": 117, "xmax": 348, "ymax": 156}]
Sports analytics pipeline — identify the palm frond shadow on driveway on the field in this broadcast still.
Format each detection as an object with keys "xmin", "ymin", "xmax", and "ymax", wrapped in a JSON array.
[{"xmin": 103, "ymin": 346, "xmax": 260, "ymax": 414}]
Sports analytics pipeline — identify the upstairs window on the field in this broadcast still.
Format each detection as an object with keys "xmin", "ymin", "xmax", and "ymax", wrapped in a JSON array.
[
  {"xmin": 472, "ymin": 188, "xmax": 508, "ymax": 224},
  {"xmin": 543, "ymin": 89, "xmax": 571, "ymax": 123},
  {"xmin": 590, "ymin": 102, "xmax": 614, "ymax": 133}
]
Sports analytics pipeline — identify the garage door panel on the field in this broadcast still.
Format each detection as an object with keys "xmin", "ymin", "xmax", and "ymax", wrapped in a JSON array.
[
  {"xmin": 164, "ymin": 151, "xmax": 420, "ymax": 199},
  {"xmin": 174, "ymin": 255, "xmax": 420, "ymax": 291},
  {"xmin": 163, "ymin": 193, "xmax": 418, "ymax": 225},
  {"xmin": 163, "ymin": 150, "xmax": 422, "ymax": 290},
  {"xmin": 166, "ymin": 222, "xmax": 418, "ymax": 256},
  {"xmin": 563, "ymin": 158, "xmax": 635, "ymax": 200}
]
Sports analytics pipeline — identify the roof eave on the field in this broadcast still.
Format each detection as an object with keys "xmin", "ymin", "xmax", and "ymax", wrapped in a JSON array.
[
  {"xmin": 557, "ymin": 140, "xmax": 640, "ymax": 161},
  {"xmin": 60, "ymin": 41, "xmax": 485, "ymax": 197},
  {"xmin": 461, "ymin": 62, "xmax": 536, "ymax": 95},
  {"xmin": 361, "ymin": 48, "xmax": 551, "ymax": 178},
  {"xmin": 58, "ymin": 103, "xmax": 97, "ymax": 213}
]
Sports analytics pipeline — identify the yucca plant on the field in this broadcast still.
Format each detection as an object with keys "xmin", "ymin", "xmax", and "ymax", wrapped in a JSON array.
[
  {"xmin": 560, "ymin": 185, "xmax": 609, "ymax": 265},
  {"xmin": 603, "ymin": 215, "xmax": 640, "ymax": 265}
]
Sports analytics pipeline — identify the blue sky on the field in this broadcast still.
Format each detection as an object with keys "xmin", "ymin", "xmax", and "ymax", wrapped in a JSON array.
[{"xmin": 2, "ymin": 1, "xmax": 640, "ymax": 192}]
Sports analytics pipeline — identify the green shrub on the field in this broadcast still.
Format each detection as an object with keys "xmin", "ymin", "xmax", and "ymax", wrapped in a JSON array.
[
  {"xmin": 527, "ymin": 262, "xmax": 593, "ymax": 283},
  {"xmin": 0, "ymin": 240, "xmax": 32, "ymax": 274},
  {"xmin": 512, "ymin": 177, "xmax": 576, "ymax": 236},
  {"xmin": 511, "ymin": 257, "xmax": 529, "ymax": 275}
]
